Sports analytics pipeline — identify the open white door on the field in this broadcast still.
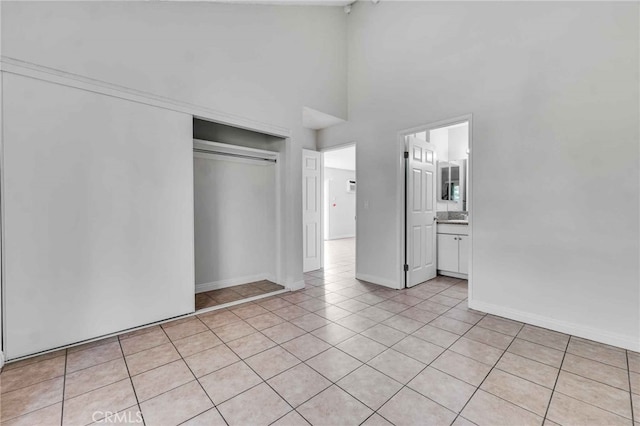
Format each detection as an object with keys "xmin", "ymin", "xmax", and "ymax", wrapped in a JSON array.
[
  {"xmin": 303, "ymin": 149, "xmax": 322, "ymax": 272},
  {"xmin": 406, "ymin": 136, "xmax": 437, "ymax": 287}
]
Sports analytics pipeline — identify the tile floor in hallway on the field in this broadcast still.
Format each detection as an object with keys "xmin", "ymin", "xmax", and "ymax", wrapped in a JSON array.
[{"xmin": 1, "ymin": 238, "xmax": 638, "ymax": 426}]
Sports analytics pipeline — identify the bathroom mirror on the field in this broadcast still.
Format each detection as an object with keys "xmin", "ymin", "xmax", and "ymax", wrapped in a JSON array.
[{"xmin": 438, "ymin": 160, "xmax": 467, "ymax": 210}]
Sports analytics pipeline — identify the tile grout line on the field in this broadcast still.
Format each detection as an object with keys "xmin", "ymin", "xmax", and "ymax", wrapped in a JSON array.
[
  {"xmin": 352, "ymin": 286, "xmax": 477, "ymax": 425},
  {"xmin": 541, "ymin": 333, "xmax": 571, "ymax": 423},
  {"xmin": 304, "ymin": 258, "xmax": 466, "ymax": 424},
  {"xmin": 60, "ymin": 349, "xmax": 68, "ymax": 426},
  {"xmin": 472, "ymin": 327, "xmax": 628, "ymax": 421},
  {"xmin": 628, "ymin": 350, "xmax": 635, "ymax": 425},
  {"xmin": 158, "ymin": 323, "xmax": 231, "ymax": 426},
  {"xmin": 366, "ymin": 294, "xmax": 472, "ymax": 425},
  {"xmin": 449, "ymin": 321, "xmax": 526, "ymax": 425},
  {"xmin": 117, "ymin": 336, "xmax": 147, "ymax": 426},
  {"xmin": 177, "ymin": 276, "xmax": 463, "ymax": 424},
  {"xmin": 307, "ymin": 258, "xmax": 611, "ymax": 423}
]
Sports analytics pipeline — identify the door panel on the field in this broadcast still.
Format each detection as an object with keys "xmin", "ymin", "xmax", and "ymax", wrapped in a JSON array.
[
  {"xmin": 425, "ymin": 224, "xmax": 434, "ymax": 268},
  {"xmin": 438, "ymin": 234, "xmax": 459, "ymax": 273},
  {"xmin": 306, "ymin": 223, "xmax": 317, "ymax": 257},
  {"xmin": 412, "ymin": 226, "xmax": 422, "ymax": 269},
  {"xmin": 407, "ymin": 136, "xmax": 437, "ymax": 287},
  {"xmin": 303, "ymin": 150, "xmax": 322, "ymax": 272}
]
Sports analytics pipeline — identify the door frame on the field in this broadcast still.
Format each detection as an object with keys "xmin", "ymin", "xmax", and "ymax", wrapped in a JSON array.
[
  {"xmin": 320, "ymin": 142, "xmax": 356, "ymax": 271},
  {"xmin": 396, "ymin": 114, "xmax": 473, "ymax": 292}
]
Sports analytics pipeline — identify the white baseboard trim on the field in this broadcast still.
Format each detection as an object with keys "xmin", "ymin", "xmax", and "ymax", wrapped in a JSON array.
[
  {"xmin": 469, "ymin": 299, "xmax": 640, "ymax": 352},
  {"xmin": 438, "ymin": 270, "xmax": 468, "ymax": 280},
  {"xmin": 286, "ymin": 280, "xmax": 305, "ymax": 291},
  {"xmin": 0, "ymin": 351, "xmax": 4, "ymax": 370},
  {"xmin": 356, "ymin": 273, "xmax": 400, "ymax": 290},
  {"xmin": 196, "ymin": 273, "xmax": 276, "ymax": 294}
]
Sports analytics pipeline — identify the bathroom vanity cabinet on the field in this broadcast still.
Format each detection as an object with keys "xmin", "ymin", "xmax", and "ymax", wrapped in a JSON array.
[{"xmin": 437, "ymin": 223, "xmax": 469, "ymax": 278}]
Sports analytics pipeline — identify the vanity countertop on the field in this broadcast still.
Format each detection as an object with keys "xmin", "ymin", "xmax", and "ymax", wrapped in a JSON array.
[{"xmin": 437, "ymin": 219, "xmax": 468, "ymax": 225}]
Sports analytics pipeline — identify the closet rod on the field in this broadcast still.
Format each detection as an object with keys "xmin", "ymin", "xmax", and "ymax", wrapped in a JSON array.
[{"xmin": 193, "ymin": 148, "xmax": 276, "ymax": 163}]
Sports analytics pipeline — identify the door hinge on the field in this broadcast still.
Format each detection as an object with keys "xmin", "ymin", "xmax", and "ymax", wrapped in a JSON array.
[
  {"xmin": 404, "ymin": 151, "xmax": 409, "ymax": 159},
  {"xmin": 403, "ymin": 264, "xmax": 409, "ymax": 272}
]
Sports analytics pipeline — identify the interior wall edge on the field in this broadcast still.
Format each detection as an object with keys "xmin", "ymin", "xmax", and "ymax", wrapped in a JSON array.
[
  {"xmin": 286, "ymin": 280, "xmax": 305, "ymax": 291},
  {"xmin": 469, "ymin": 299, "xmax": 640, "ymax": 352}
]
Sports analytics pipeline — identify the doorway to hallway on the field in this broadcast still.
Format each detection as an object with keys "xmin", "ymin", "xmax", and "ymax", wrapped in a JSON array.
[{"xmin": 323, "ymin": 144, "xmax": 356, "ymax": 278}]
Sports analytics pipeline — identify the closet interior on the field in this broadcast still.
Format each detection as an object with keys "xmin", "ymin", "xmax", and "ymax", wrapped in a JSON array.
[{"xmin": 193, "ymin": 118, "xmax": 286, "ymax": 311}]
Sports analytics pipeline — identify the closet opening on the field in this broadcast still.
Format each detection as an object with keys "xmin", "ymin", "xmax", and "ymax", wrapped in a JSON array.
[{"xmin": 192, "ymin": 118, "xmax": 287, "ymax": 312}]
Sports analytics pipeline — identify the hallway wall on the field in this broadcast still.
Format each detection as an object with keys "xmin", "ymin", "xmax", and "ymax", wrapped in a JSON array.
[{"xmin": 325, "ymin": 167, "xmax": 356, "ymax": 240}]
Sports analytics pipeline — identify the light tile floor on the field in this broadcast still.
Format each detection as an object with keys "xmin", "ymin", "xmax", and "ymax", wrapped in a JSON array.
[
  {"xmin": 1, "ymin": 238, "xmax": 638, "ymax": 425},
  {"xmin": 195, "ymin": 280, "xmax": 285, "ymax": 311}
]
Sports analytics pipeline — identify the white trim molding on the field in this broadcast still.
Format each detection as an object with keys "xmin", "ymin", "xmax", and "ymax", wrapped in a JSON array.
[
  {"xmin": 0, "ymin": 56, "xmax": 291, "ymax": 139},
  {"xmin": 438, "ymin": 271, "xmax": 468, "ymax": 280},
  {"xmin": 196, "ymin": 274, "xmax": 278, "ymax": 294},
  {"xmin": 0, "ymin": 351, "xmax": 4, "ymax": 370},
  {"xmin": 469, "ymin": 300, "xmax": 640, "ymax": 352}
]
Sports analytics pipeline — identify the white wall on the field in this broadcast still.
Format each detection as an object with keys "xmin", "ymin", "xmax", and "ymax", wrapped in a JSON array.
[
  {"xmin": 448, "ymin": 125, "xmax": 468, "ymax": 162},
  {"xmin": 325, "ymin": 167, "xmax": 356, "ymax": 240},
  {"xmin": 429, "ymin": 127, "xmax": 449, "ymax": 212},
  {"xmin": 1, "ymin": 2, "xmax": 347, "ymax": 133},
  {"xmin": 319, "ymin": 2, "xmax": 639, "ymax": 349},
  {"xmin": 1, "ymin": 0, "xmax": 348, "ymax": 294},
  {"xmin": 3, "ymin": 74, "xmax": 194, "ymax": 358},
  {"xmin": 194, "ymin": 155, "xmax": 276, "ymax": 291}
]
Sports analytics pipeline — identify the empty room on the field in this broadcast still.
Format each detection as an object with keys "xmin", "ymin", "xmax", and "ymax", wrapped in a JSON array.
[{"xmin": 0, "ymin": 1, "xmax": 638, "ymax": 426}]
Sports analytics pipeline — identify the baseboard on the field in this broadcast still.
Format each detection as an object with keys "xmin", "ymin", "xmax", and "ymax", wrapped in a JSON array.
[
  {"xmin": 355, "ymin": 273, "xmax": 400, "ymax": 290},
  {"xmin": 438, "ymin": 270, "xmax": 468, "ymax": 280},
  {"xmin": 196, "ymin": 273, "xmax": 276, "ymax": 294},
  {"xmin": 286, "ymin": 280, "xmax": 305, "ymax": 291},
  {"xmin": 0, "ymin": 351, "xmax": 4, "ymax": 371},
  {"xmin": 469, "ymin": 299, "xmax": 640, "ymax": 352}
]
